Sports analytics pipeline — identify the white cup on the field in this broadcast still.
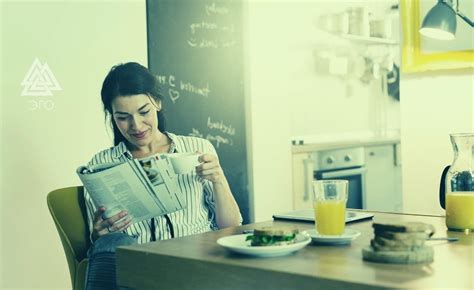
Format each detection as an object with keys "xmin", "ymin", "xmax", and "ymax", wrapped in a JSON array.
[{"xmin": 168, "ymin": 153, "xmax": 201, "ymax": 174}]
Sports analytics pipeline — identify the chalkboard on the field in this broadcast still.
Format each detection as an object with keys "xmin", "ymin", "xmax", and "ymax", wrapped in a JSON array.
[{"xmin": 146, "ymin": 0, "xmax": 250, "ymax": 223}]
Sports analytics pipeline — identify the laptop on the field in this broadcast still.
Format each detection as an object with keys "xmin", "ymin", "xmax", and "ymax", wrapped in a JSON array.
[{"xmin": 273, "ymin": 209, "xmax": 374, "ymax": 223}]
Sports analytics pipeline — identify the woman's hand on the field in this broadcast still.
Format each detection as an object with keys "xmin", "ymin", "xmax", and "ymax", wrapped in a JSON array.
[
  {"xmin": 196, "ymin": 153, "xmax": 225, "ymax": 184},
  {"xmin": 91, "ymin": 207, "xmax": 132, "ymax": 241},
  {"xmin": 196, "ymin": 152, "xmax": 241, "ymax": 228}
]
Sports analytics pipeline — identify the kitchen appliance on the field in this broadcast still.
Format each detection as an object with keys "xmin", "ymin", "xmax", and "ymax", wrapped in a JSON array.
[
  {"xmin": 273, "ymin": 209, "xmax": 373, "ymax": 223},
  {"xmin": 301, "ymin": 147, "xmax": 366, "ymax": 209}
]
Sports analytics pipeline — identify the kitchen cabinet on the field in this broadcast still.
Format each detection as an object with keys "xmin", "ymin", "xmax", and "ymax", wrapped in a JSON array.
[{"xmin": 364, "ymin": 144, "xmax": 402, "ymax": 212}]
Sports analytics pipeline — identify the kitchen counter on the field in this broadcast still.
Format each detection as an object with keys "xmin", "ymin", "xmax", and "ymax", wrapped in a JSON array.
[{"xmin": 292, "ymin": 136, "xmax": 400, "ymax": 154}]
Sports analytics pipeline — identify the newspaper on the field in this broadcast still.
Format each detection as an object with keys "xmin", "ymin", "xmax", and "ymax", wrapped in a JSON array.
[{"xmin": 76, "ymin": 154, "xmax": 186, "ymax": 224}]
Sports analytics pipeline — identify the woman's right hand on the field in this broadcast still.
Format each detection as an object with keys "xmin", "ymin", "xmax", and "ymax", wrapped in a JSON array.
[{"xmin": 92, "ymin": 207, "xmax": 132, "ymax": 241}]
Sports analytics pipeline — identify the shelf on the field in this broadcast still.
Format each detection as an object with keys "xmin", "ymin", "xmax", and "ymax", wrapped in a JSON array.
[{"xmin": 340, "ymin": 34, "xmax": 398, "ymax": 45}]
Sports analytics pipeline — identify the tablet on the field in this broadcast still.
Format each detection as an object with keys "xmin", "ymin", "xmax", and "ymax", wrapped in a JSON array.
[{"xmin": 273, "ymin": 209, "xmax": 374, "ymax": 223}]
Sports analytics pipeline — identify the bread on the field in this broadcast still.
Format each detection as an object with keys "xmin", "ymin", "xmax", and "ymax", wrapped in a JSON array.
[
  {"xmin": 372, "ymin": 222, "xmax": 435, "ymax": 236},
  {"xmin": 370, "ymin": 239, "xmax": 424, "ymax": 252},
  {"xmin": 362, "ymin": 246, "xmax": 434, "ymax": 264},
  {"xmin": 374, "ymin": 230, "xmax": 430, "ymax": 241},
  {"xmin": 373, "ymin": 235, "xmax": 425, "ymax": 247},
  {"xmin": 361, "ymin": 221, "xmax": 435, "ymax": 264}
]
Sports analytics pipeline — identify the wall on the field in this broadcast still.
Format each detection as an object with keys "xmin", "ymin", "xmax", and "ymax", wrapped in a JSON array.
[
  {"xmin": 245, "ymin": 1, "xmax": 294, "ymax": 222},
  {"xmin": 400, "ymin": 72, "xmax": 474, "ymax": 215},
  {"xmin": 0, "ymin": 0, "xmax": 147, "ymax": 288}
]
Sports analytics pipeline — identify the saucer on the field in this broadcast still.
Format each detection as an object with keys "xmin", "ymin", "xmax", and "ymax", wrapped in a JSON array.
[{"xmin": 306, "ymin": 228, "xmax": 361, "ymax": 245}]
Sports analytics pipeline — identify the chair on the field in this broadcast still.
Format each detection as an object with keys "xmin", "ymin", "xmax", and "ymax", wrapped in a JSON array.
[{"xmin": 47, "ymin": 186, "xmax": 91, "ymax": 290}]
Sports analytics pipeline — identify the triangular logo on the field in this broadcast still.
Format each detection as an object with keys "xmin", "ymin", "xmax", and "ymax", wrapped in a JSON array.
[{"xmin": 21, "ymin": 58, "xmax": 62, "ymax": 96}]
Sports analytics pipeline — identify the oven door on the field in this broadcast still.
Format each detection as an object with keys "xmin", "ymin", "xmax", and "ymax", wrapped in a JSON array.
[{"xmin": 315, "ymin": 167, "xmax": 366, "ymax": 209}]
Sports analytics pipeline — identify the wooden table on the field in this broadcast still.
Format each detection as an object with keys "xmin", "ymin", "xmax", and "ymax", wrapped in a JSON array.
[{"xmin": 116, "ymin": 211, "xmax": 473, "ymax": 290}]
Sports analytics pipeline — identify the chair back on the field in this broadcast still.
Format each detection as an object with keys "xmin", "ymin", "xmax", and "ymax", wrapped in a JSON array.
[{"xmin": 47, "ymin": 186, "xmax": 91, "ymax": 289}]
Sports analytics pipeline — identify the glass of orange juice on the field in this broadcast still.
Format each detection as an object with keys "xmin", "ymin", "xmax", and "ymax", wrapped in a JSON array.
[{"xmin": 312, "ymin": 180, "xmax": 348, "ymax": 235}]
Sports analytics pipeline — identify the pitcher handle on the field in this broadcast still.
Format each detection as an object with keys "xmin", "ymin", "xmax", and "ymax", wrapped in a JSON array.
[{"xmin": 439, "ymin": 165, "xmax": 450, "ymax": 209}]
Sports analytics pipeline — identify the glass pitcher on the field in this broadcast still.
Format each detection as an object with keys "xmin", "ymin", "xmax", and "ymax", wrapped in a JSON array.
[{"xmin": 442, "ymin": 133, "xmax": 474, "ymax": 232}]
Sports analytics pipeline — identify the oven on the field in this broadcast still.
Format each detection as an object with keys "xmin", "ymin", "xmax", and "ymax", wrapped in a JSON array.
[{"xmin": 299, "ymin": 147, "xmax": 366, "ymax": 209}]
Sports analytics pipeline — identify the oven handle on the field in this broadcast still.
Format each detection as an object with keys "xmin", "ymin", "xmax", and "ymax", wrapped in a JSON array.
[
  {"xmin": 319, "ymin": 167, "xmax": 366, "ymax": 179},
  {"xmin": 303, "ymin": 157, "xmax": 314, "ymax": 201}
]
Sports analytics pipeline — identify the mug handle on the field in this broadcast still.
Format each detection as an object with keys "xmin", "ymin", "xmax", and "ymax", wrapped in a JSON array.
[{"xmin": 439, "ymin": 165, "xmax": 450, "ymax": 209}]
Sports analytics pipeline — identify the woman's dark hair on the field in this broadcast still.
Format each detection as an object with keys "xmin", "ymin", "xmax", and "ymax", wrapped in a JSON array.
[{"xmin": 101, "ymin": 62, "xmax": 166, "ymax": 146}]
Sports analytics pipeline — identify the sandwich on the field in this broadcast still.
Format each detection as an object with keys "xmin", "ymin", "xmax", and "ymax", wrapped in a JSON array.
[{"xmin": 245, "ymin": 226, "xmax": 298, "ymax": 246}]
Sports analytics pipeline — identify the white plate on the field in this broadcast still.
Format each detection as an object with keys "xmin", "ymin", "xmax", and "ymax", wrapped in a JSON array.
[
  {"xmin": 217, "ymin": 233, "xmax": 311, "ymax": 257},
  {"xmin": 307, "ymin": 228, "xmax": 361, "ymax": 245}
]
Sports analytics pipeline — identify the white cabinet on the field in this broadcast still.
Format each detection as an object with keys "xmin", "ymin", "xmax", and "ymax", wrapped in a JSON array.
[{"xmin": 364, "ymin": 144, "xmax": 402, "ymax": 212}]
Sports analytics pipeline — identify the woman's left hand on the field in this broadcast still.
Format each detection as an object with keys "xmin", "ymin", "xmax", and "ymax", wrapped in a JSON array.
[
  {"xmin": 196, "ymin": 153, "xmax": 225, "ymax": 184},
  {"xmin": 195, "ymin": 152, "xmax": 241, "ymax": 228}
]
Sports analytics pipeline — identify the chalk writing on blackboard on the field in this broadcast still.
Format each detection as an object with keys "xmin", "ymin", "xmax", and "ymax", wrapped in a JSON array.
[
  {"xmin": 189, "ymin": 22, "xmax": 235, "ymax": 34},
  {"xmin": 189, "ymin": 127, "xmax": 234, "ymax": 148},
  {"xmin": 156, "ymin": 74, "xmax": 211, "ymax": 103},
  {"xmin": 180, "ymin": 81, "xmax": 210, "ymax": 97},
  {"xmin": 187, "ymin": 38, "xmax": 218, "ymax": 48},
  {"xmin": 205, "ymin": 2, "xmax": 229, "ymax": 15},
  {"xmin": 168, "ymin": 89, "xmax": 180, "ymax": 103},
  {"xmin": 206, "ymin": 134, "xmax": 233, "ymax": 148},
  {"xmin": 157, "ymin": 74, "xmax": 177, "ymax": 87},
  {"xmin": 188, "ymin": 38, "xmax": 236, "ymax": 49},
  {"xmin": 187, "ymin": 36, "xmax": 236, "ymax": 48},
  {"xmin": 207, "ymin": 117, "xmax": 235, "ymax": 136},
  {"xmin": 186, "ymin": 3, "xmax": 236, "ymax": 49},
  {"xmin": 190, "ymin": 22, "xmax": 218, "ymax": 34}
]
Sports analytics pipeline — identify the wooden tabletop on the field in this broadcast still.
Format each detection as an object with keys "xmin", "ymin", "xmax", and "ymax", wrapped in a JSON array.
[{"xmin": 116, "ymin": 211, "xmax": 473, "ymax": 290}]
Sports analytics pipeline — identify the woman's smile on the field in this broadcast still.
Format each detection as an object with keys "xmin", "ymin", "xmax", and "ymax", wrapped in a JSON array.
[{"xmin": 131, "ymin": 130, "xmax": 149, "ymax": 139}]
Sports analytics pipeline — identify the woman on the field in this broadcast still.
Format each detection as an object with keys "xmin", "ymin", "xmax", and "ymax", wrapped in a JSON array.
[{"xmin": 84, "ymin": 62, "xmax": 241, "ymax": 289}]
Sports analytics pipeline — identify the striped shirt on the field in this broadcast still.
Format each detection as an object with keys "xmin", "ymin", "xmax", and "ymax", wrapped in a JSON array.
[{"xmin": 84, "ymin": 132, "xmax": 221, "ymax": 244}]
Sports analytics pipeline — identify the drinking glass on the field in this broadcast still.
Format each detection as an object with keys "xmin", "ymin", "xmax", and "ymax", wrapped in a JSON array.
[{"xmin": 312, "ymin": 180, "xmax": 349, "ymax": 235}]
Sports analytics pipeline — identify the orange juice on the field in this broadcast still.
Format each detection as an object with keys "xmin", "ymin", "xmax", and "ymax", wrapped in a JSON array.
[
  {"xmin": 313, "ymin": 200, "xmax": 346, "ymax": 235},
  {"xmin": 446, "ymin": 192, "xmax": 474, "ymax": 231}
]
